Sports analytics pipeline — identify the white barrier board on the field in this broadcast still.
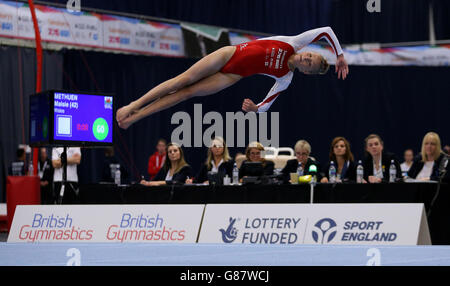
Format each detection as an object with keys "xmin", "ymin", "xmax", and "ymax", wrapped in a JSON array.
[
  {"xmin": 8, "ymin": 204, "xmax": 204, "ymax": 243},
  {"xmin": 198, "ymin": 204, "xmax": 431, "ymax": 245}
]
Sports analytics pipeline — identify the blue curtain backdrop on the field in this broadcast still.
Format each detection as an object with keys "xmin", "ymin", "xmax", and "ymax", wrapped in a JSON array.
[{"xmin": 59, "ymin": 49, "xmax": 450, "ymax": 185}]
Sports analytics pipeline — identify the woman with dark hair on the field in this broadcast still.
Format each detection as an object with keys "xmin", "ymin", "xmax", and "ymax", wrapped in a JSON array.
[
  {"xmin": 363, "ymin": 134, "xmax": 401, "ymax": 183},
  {"xmin": 320, "ymin": 137, "xmax": 356, "ymax": 183},
  {"xmin": 140, "ymin": 142, "xmax": 192, "ymax": 186}
]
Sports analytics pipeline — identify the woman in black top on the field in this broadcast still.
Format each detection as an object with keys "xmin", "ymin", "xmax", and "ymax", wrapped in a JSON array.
[
  {"xmin": 408, "ymin": 132, "xmax": 448, "ymax": 181},
  {"xmin": 141, "ymin": 142, "xmax": 192, "ymax": 186},
  {"xmin": 281, "ymin": 139, "xmax": 322, "ymax": 182},
  {"xmin": 363, "ymin": 134, "xmax": 401, "ymax": 183},
  {"xmin": 239, "ymin": 141, "xmax": 274, "ymax": 181},
  {"xmin": 186, "ymin": 137, "xmax": 234, "ymax": 184},
  {"xmin": 321, "ymin": 137, "xmax": 356, "ymax": 183}
]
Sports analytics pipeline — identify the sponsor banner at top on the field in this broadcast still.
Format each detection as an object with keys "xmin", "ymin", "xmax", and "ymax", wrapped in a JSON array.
[
  {"xmin": 198, "ymin": 204, "xmax": 430, "ymax": 245},
  {"xmin": 0, "ymin": 0, "xmax": 184, "ymax": 57},
  {"xmin": 0, "ymin": 0, "xmax": 448, "ymax": 65},
  {"xmin": 8, "ymin": 204, "xmax": 204, "ymax": 243}
]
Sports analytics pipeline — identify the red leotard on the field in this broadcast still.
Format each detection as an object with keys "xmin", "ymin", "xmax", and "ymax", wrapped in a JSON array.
[{"xmin": 221, "ymin": 40, "xmax": 295, "ymax": 78}]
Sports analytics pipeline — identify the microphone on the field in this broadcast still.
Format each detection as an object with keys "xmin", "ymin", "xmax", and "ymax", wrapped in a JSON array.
[{"xmin": 308, "ymin": 165, "xmax": 318, "ymax": 184}]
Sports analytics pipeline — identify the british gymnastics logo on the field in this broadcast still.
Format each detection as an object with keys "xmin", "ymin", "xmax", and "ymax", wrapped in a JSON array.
[
  {"xmin": 219, "ymin": 217, "xmax": 238, "ymax": 243},
  {"xmin": 312, "ymin": 218, "xmax": 337, "ymax": 244}
]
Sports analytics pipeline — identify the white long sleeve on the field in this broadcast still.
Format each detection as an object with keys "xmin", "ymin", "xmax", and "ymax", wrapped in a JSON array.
[
  {"xmin": 262, "ymin": 26, "xmax": 344, "ymax": 57},
  {"xmin": 256, "ymin": 72, "xmax": 293, "ymax": 113}
]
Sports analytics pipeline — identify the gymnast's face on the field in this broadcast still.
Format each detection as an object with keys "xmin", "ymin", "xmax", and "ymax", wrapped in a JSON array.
[{"xmin": 293, "ymin": 52, "xmax": 322, "ymax": 74}]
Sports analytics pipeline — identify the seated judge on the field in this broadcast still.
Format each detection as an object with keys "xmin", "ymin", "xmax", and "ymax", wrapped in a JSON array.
[
  {"xmin": 239, "ymin": 141, "xmax": 274, "ymax": 181},
  {"xmin": 407, "ymin": 132, "xmax": 448, "ymax": 181},
  {"xmin": 140, "ymin": 142, "xmax": 192, "ymax": 186},
  {"xmin": 281, "ymin": 139, "xmax": 323, "ymax": 182},
  {"xmin": 362, "ymin": 134, "xmax": 401, "ymax": 183},
  {"xmin": 320, "ymin": 137, "xmax": 356, "ymax": 183},
  {"xmin": 186, "ymin": 137, "xmax": 234, "ymax": 184}
]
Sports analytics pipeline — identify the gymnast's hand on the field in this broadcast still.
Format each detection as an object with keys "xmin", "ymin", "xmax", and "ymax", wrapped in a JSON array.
[
  {"xmin": 242, "ymin": 98, "xmax": 258, "ymax": 112},
  {"xmin": 335, "ymin": 54, "xmax": 349, "ymax": 80}
]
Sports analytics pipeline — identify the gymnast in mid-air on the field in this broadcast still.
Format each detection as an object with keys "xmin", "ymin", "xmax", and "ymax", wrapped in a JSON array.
[{"xmin": 116, "ymin": 26, "xmax": 349, "ymax": 129}]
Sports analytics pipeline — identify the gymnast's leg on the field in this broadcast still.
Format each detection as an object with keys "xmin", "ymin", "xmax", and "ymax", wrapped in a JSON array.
[
  {"xmin": 116, "ymin": 46, "xmax": 236, "ymax": 125},
  {"xmin": 117, "ymin": 72, "xmax": 241, "ymax": 129}
]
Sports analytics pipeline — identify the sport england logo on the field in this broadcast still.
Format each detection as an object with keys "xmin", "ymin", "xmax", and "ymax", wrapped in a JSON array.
[
  {"xmin": 312, "ymin": 218, "xmax": 337, "ymax": 244},
  {"xmin": 219, "ymin": 217, "xmax": 238, "ymax": 243}
]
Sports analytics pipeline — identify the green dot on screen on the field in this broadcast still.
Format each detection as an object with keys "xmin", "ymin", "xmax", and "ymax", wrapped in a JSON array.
[{"xmin": 92, "ymin": 117, "xmax": 109, "ymax": 141}]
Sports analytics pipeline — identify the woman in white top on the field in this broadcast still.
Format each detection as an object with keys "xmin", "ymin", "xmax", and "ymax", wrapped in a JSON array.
[{"xmin": 407, "ymin": 132, "xmax": 448, "ymax": 181}]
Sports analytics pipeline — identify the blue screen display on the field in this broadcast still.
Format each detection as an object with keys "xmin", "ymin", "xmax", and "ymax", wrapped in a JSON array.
[{"xmin": 52, "ymin": 92, "xmax": 113, "ymax": 144}]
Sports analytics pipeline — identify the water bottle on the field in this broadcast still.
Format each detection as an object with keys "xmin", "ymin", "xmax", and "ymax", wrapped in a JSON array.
[
  {"xmin": 28, "ymin": 161, "xmax": 34, "ymax": 176},
  {"xmin": 115, "ymin": 165, "xmax": 121, "ymax": 185},
  {"xmin": 329, "ymin": 161, "xmax": 336, "ymax": 183},
  {"xmin": 389, "ymin": 160, "xmax": 397, "ymax": 183},
  {"xmin": 232, "ymin": 163, "xmax": 239, "ymax": 185},
  {"xmin": 356, "ymin": 160, "xmax": 364, "ymax": 183},
  {"xmin": 297, "ymin": 162, "xmax": 304, "ymax": 176}
]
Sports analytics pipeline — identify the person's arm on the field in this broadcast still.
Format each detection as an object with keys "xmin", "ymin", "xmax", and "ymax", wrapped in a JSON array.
[
  {"xmin": 67, "ymin": 153, "xmax": 81, "ymax": 165},
  {"xmin": 243, "ymin": 73, "xmax": 293, "ymax": 113},
  {"xmin": 51, "ymin": 148, "xmax": 61, "ymax": 168},
  {"xmin": 141, "ymin": 180, "xmax": 166, "ymax": 186},
  {"xmin": 142, "ymin": 167, "xmax": 167, "ymax": 186},
  {"xmin": 288, "ymin": 26, "xmax": 344, "ymax": 57}
]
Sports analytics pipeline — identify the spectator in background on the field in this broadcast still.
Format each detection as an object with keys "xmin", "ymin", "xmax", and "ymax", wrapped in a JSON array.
[
  {"xmin": 408, "ymin": 132, "xmax": 448, "ymax": 181},
  {"xmin": 147, "ymin": 139, "xmax": 167, "ymax": 180},
  {"xmin": 281, "ymin": 139, "xmax": 322, "ymax": 182},
  {"xmin": 38, "ymin": 147, "xmax": 54, "ymax": 204},
  {"xmin": 9, "ymin": 147, "xmax": 26, "ymax": 176},
  {"xmin": 400, "ymin": 149, "xmax": 414, "ymax": 177},
  {"xmin": 239, "ymin": 141, "xmax": 274, "ymax": 181},
  {"xmin": 52, "ymin": 147, "xmax": 81, "ymax": 204},
  {"xmin": 362, "ymin": 134, "xmax": 401, "ymax": 183},
  {"xmin": 186, "ymin": 137, "xmax": 234, "ymax": 184},
  {"xmin": 141, "ymin": 142, "xmax": 192, "ymax": 186},
  {"xmin": 320, "ymin": 137, "xmax": 356, "ymax": 183}
]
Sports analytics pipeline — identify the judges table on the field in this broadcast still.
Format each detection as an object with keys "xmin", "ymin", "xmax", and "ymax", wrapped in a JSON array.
[{"xmin": 79, "ymin": 182, "xmax": 450, "ymax": 245}]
